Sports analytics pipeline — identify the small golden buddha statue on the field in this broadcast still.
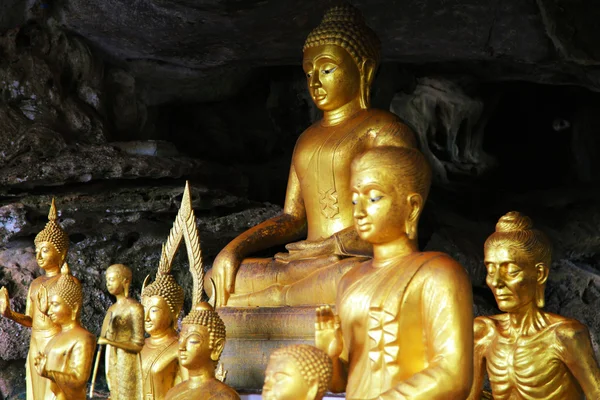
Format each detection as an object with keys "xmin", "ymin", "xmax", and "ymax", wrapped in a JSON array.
[
  {"xmin": 165, "ymin": 302, "xmax": 239, "ymax": 400},
  {"xmin": 33, "ymin": 263, "xmax": 95, "ymax": 400},
  {"xmin": 97, "ymin": 264, "xmax": 145, "ymax": 400},
  {"xmin": 467, "ymin": 212, "xmax": 600, "ymax": 400},
  {"xmin": 0, "ymin": 198, "xmax": 68, "ymax": 400},
  {"xmin": 315, "ymin": 146, "xmax": 474, "ymax": 399},
  {"xmin": 263, "ymin": 344, "xmax": 333, "ymax": 400},
  {"xmin": 207, "ymin": 4, "xmax": 417, "ymax": 307}
]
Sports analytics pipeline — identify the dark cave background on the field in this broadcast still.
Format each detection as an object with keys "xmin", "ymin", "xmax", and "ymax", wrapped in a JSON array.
[{"xmin": 1, "ymin": 0, "xmax": 600, "ymax": 398}]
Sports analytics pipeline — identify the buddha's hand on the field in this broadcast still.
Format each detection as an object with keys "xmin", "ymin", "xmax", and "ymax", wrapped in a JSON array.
[
  {"xmin": 211, "ymin": 251, "xmax": 243, "ymax": 306},
  {"xmin": 37, "ymin": 285, "xmax": 49, "ymax": 314},
  {"xmin": 0, "ymin": 287, "xmax": 11, "ymax": 318},
  {"xmin": 315, "ymin": 305, "xmax": 343, "ymax": 359},
  {"xmin": 275, "ymin": 236, "xmax": 336, "ymax": 262},
  {"xmin": 34, "ymin": 352, "xmax": 47, "ymax": 376}
]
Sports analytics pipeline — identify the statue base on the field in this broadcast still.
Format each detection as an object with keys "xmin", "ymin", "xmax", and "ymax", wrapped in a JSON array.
[{"xmin": 219, "ymin": 306, "xmax": 319, "ymax": 390}]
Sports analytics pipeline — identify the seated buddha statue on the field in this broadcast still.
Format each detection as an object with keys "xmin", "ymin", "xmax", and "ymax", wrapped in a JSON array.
[
  {"xmin": 467, "ymin": 212, "xmax": 600, "ymax": 400},
  {"xmin": 33, "ymin": 263, "xmax": 95, "ymax": 400},
  {"xmin": 315, "ymin": 146, "xmax": 474, "ymax": 399},
  {"xmin": 207, "ymin": 4, "xmax": 417, "ymax": 307},
  {"xmin": 165, "ymin": 302, "xmax": 240, "ymax": 400},
  {"xmin": 0, "ymin": 199, "xmax": 69, "ymax": 400},
  {"xmin": 262, "ymin": 344, "xmax": 333, "ymax": 400},
  {"xmin": 99, "ymin": 263, "xmax": 145, "ymax": 400}
]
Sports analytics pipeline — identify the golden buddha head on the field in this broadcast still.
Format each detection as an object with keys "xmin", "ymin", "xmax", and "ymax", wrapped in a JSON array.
[
  {"xmin": 179, "ymin": 302, "xmax": 227, "ymax": 368},
  {"xmin": 47, "ymin": 263, "xmax": 83, "ymax": 323},
  {"xmin": 351, "ymin": 146, "xmax": 432, "ymax": 244},
  {"xmin": 303, "ymin": 4, "xmax": 381, "ymax": 110},
  {"xmin": 105, "ymin": 264, "xmax": 132, "ymax": 297},
  {"xmin": 34, "ymin": 198, "xmax": 69, "ymax": 270},
  {"xmin": 141, "ymin": 273, "xmax": 184, "ymax": 333},
  {"xmin": 263, "ymin": 344, "xmax": 332, "ymax": 400},
  {"xmin": 484, "ymin": 211, "xmax": 552, "ymax": 310}
]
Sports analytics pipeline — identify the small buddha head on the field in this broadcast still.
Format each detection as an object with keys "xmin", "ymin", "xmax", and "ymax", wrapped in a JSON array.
[
  {"xmin": 178, "ymin": 302, "xmax": 227, "ymax": 370},
  {"xmin": 351, "ymin": 146, "xmax": 432, "ymax": 245},
  {"xmin": 47, "ymin": 263, "xmax": 83, "ymax": 325},
  {"xmin": 34, "ymin": 198, "xmax": 69, "ymax": 272},
  {"xmin": 105, "ymin": 264, "xmax": 132, "ymax": 298},
  {"xmin": 303, "ymin": 4, "xmax": 381, "ymax": 111},
  {"xmin": 141, "ymin": 273, "xmax": 184, "ymax": 336},
  {"xmin": 263, "ymin": 344, "xmax": 332, "ymax": 400},
  {"xmin": 484, "ymin": 211, "xmax": 552, "ymax": 312}
]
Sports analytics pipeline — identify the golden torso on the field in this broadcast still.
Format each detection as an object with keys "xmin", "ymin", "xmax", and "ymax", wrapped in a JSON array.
[
  {"xmin": 337, "ymin": 252, "xmax": 473, "ymax": 399},
  {"xmin": 105, "ymin": 298, "xmax": 144, "ymax": 344},
  {"xmin": 43, "ymin": 326, "xmax": 96, "ymax": 400},
  {"xmin": 165, "ymin": 378, "xmax": 240, "ymax": 400},
  {"xmin": 477, "ymin": 314, "xmax": 583, "ymax": 400},
  {"xmin": 295, "ymin": 109, "xmax": 415, "ymax": 240},
  {"xmin": 141, "ymin": 335, "xmax": 180, "ymax": 400}
]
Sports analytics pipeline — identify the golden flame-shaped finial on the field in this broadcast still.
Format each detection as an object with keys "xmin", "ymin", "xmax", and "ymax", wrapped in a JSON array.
[{"xmin": 48, "ymin": 198, "xmax": 58, "ymax": 221}]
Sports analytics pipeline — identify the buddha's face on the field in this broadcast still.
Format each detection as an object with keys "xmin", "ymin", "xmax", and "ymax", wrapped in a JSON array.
[
  {"xmin": 142, "ymin": 295, "xmax": 173, "ymax": 336},
  {"xmin": 35, "ymin": 242, "xmax": 64, "ymax": 271},
  {"xmin": 263, "ymin": 355, "xmax": 315, "ymax": 400},
  {"xmin": 303, "ymin": 44, "xmax": 361, "ymax": 112},
  {"xmin": 351, "ymin": 166, "xmax": 408, "ymax": 244},
  {"xmin": 105, "ymin": 270, "xmax": 126, "ymax": 296},
  {"xmin": 48, "ymin": 294, "xmax": 73, "ymax": 326},
  {"xmin": 178, "ymin": 324, "xmax": 212, "ymax": 370},
  {"xmin": 485, "ymin": 245, "xmax": 539, "ymax": 313}
]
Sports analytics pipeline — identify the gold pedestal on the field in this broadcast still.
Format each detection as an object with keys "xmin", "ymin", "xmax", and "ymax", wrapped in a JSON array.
[{"xmin": 219, "ymin": 306, "xmax": 319, "ymax": 390}]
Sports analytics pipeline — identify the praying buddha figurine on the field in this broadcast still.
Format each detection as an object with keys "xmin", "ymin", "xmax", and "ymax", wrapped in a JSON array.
[
  {"xmin": 166, "ymin": 181, "xmax": 239, "ymax": 399},
  {"xmin": 263, "ymin": 344, "xmax": 333, "ymax": 400},
  {"xmin": 208, "ymin": 4, "xmax": 417, "ymax": 307},
  {"xmin": 33, "ymin": 263, "xmax": 95, "ymax": 400},
  {"xmin": 315, "ymin": 146, "xmax": 473, "ymax": 399},
  {"xmin": 0, "ymin": 199, "xmax": 68, "ymax": 400},
  {"xmin": 467, "ymin": 212, "xmax": 600, "ymax": 400},
  {"xmin": 97, "ymin": 264, "xmax": 144, "ymax": 400}
]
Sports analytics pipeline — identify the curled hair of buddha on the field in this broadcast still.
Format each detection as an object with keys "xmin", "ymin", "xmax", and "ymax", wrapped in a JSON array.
[
  {"xmin": 352, "ymin": 146, "xmax": 432, "ymax": 202},
  {"xmin": 304, "ymin": 4, "xmax": 381, "ymax": 68},
  {"xmin": 141, "ymin": 274, "xmax": 184, "ymax": 325},
  {"xmin": 270, "ymin": 345, "xmax": 333, "ymax": 399},
  {"xmin": 485, "ymin": 211, "xmax": 552, "ymax": 307},
  {"xmin": 48, "ymin": 263, "xmax": 83, "ymax": 319},
  {"xmin": 182, "ymin": 302, "xmax": 226, "ymax": 361},
  {"xmin": 35, "ymin": 198, "xmax": 69, "ymax": 257}
]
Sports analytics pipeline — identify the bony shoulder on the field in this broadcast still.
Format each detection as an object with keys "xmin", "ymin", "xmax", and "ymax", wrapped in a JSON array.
[
  {"xmin": 474, "ymin": 316, "xmax": 498, "ymax": 340},
  {"xmin": 552, "ymin": 316, "xmax": 589, "ymax": 343}
]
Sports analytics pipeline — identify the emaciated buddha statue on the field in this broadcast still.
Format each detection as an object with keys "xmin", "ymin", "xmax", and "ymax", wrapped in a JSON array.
[
  {"xmin": 33, "ymin": 263, "xmax": 95, "ymax": 400},
  {"xmin": 208, "ymin": 4, "xmax": 417, "ymax": 307},
  {"xmin": 467, "ymin": 212, "xmax": 600, "ymax": 400},
  {"xmin": 0, "ymin": 199, "xmax": 68, "ymax": 400},
  {"xmin": 263, "ymin": 344, "xmax": 333, "ymax": 400},
  {"xmin": 98, "ymin": 264, "xmax": 145, "ymax": 400},
  {"xmin": 315, "ymin": 146, "xmax": 474, "ymax": 399}
]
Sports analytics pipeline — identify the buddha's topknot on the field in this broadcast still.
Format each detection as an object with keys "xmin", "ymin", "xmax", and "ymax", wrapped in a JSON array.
[{"xmin": 34, "ymin": 198, "xmax": 69, "ymax": 256}]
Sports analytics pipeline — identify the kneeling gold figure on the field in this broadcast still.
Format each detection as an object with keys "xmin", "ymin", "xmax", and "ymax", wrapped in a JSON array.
[
  {"xmin": 316, "ymin": 146, "xmax": 474, "ymax": 399},
  {"xmin": 468, "ymin": 211, "xmax": 600, "ymax": 399},
  {"xmin": 34, "ymin": 263, "xmax": 95, "ymax": 400},
  {"xmin": 263, "ymin": 344, "xmax": 333, "ymax": 400}
]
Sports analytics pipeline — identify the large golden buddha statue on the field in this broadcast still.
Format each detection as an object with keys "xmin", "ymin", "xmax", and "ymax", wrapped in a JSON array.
[
  {"xmin": 208, "ymin": 4, "xmax": 417, "ymax": 307},
  {"xmin": 467, "ymin": 212, "xmax": 600, "ymax": 400},
  {"xmin": 33, "ymin": 263, "xmax": 95, "ymax": 400},
  {"xmin": 0, "ymin": 199, "xmax": 68, "ymax": 400},
  {"xmin": 316, "ymin": 146, "xmax": 474, "ymax": 399}
]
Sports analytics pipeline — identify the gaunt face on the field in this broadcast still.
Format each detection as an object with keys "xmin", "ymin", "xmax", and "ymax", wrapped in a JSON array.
[
  {"xmin": 48, "ymin": 294, "xmax": 73, "ymax": 326},
  {"xmin": 303, "ymin": 44, "xmax": 361, "ymax": 112},
  {"xmin": 351, "ymin": 167, "xmax": 408, "ymax": 245},
  {"xmin": 178, "ymin": 324, "xmax": 212, "ymax": 370},
  {"xmin": 36, "ymin": 242, "xmax": 63, "ymax": 271},
  {"xmin": 262, "ymin": 355, "xmax": 309, "ymax": 400},
  {"xmin": 485, "ymin": 245, "xmax": 538, "ymax": 313},
  {"xmin": 142, "ymin": 295, "xmax": 173, "ymax": 336},
  {"xmin": 105, "ymin": 270, "xmax": 125, "ymax": 296}
]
